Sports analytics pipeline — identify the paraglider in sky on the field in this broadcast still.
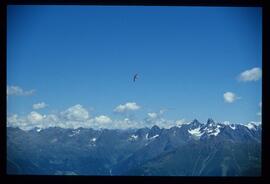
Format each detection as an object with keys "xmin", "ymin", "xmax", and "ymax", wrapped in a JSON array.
[{"xmin": 133, "ymin": 73, "xmax": 139, "ymax": 82}]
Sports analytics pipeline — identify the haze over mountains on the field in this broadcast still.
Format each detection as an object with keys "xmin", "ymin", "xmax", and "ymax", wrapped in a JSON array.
[{"xmin": 7, "ymin": 119, "xmax": 261, "ymax": 176}]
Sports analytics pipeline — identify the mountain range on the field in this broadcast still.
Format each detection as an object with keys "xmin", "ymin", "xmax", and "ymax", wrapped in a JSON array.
[{"xmin": 7, "ymin": 119, "xmax": 261, "ymax": 176}]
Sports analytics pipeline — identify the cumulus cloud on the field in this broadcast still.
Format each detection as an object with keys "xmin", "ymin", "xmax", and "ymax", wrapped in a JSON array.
[
  {"xmin": 153, "ymin": 118, "xmax": 178, "ymax": 129},
  {"xmin": 7, "ymin": 107, "xmax": 90, "ymax": 130},
  {"xmin": 144, "ymin": 110, "xmax": 182, "ymax": 129},
  {"xmin": 28, "ymin": 111, "xmax": 45, "ymax": 122},
  {"xmin": 6, "ymin": 103, "xmax": 192, "ymax": 130},
  {"xmin": 7, "ymin": 104, "xmax": 116, "ymax": 130},
  {"xmin": 33, "ymin": 102, "xmax": 47, "ymax": 110},
  {"xmin": 7, "ymin": 114, "xmax": 20, "ymax": 126},
  {"xmin": 223, "ymin": 92, "xmax": 240, "ymax": 103},
  {"xmin": 87, "ymin": 117, "xmax": 144, "ymax": 130},
  {"xmin": 147, "ymin": 112, "xmax": 158, "ymax": 119},
  {"xmin": 7, "ymin": 85, "xmax": 35, "ymax": 96},
  {"xmin": 94, "ymin": 115, "xmax": 112, "ymax": 124},
  {"xmin": 61, "ymin": 104, "xmax": 89, "ymax": 121},
  {"xmin": 8, "ymin": 112, "xmax": 48, "ymax": 130},
  {"xmin": 44, "ymin": 114, "xmax": 59, "ymax": 124},
  {"xmin": 107, "ymin": 118, "xmax": 136, "ymax": 129},
  {"xmin": 7, "ymin": 114, "xmax": 27, "ymax": 129},
  {"xmin": 114, "ymin": 102, "xmax": 140, "ymax": 113},
  {"xmin": 175, "ymin": 119, "xmax": 189, "ymax": 127},
  {"xmin": 146, "ymin": 112, "xmax": 160, "ymax": 123},
  {"xmin": 146, "ymin": 108, "xmax": 169, "ymax": 120},
  {"xmin": 238, "ymin": 67, "xmax": 262, "ymax": 82},
  {"xmin": 7, "ymin": 110, "xmax": 188, "ymax": 130}
]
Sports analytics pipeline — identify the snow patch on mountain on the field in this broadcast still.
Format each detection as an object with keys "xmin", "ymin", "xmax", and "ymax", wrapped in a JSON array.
[
  {"xmin": 91, "ymin": 138, "xmax": 97, "ymax": 142},
  {"xmin": 204, "ymin": 124, "xmax": 221, "ymax": 136},
  {"xmin": 69, "ymin": 129, "xmax": 80, "ymax": 137},
  {"xmin": 208, "ymin": 127, "xmax": 221, "ymax": 136},
  {"xmin": 128, "ymin": 134, "xmax": 138, "ymax": 141},
  {"xmin": 229, "ymin": 124, "xmax": 236, "ymax": 130},
  {"xmin": 149, "ymin": 134, "xmax": 159, "ymax": 139},
  {"xmin": 188, "ymin": 127, "xmax": 203, "ymax": 138},
  {"xmin": 89, "ymin": 137, "xmax": 97, "ymax": 146}
]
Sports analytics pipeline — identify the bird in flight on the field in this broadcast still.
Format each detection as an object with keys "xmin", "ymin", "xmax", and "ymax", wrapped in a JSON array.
[{"xmin": 133, "ymin": 73, "xmax": 139, "ymax": 82}]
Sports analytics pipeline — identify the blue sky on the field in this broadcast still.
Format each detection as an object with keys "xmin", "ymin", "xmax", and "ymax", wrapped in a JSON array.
[{"xmin": 7, "ymin": 5, "xmax": 262, "ymax": 129}]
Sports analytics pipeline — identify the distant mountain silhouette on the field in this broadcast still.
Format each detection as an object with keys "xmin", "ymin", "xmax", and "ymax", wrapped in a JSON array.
[{"xmin": 7, "ymin": 119, "xmax": 261, "ymax": 176}]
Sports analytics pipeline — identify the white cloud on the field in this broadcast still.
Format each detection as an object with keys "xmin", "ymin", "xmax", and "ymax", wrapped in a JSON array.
[
  {"xmin": 223, "ymin": 92, "xmax": 239, "ymax": 103},
  {"xmin": 27, "ymin": 111, "xmax": 45, "ymax": 122},
  {"xmin": 146, "ymin": 108, "xmax": 169, "ymax": 120},
  {"xmin": 33, "ymin": 102, "xmax": 47, "ymax": 110},
  {"xmin": 155, "ymin": 119, "xmax": 177, "ymax": 129},
  {"xmin": 8, "ymin": 112, "xmax": 48, "ymax": 130},
  {"xmin": 6, "ymin": 110, "xmax": 190, "ymax": 130},
  {"xmin": 145, "ymin": 109, "xmax": 178, "ymax": 128},
  {"xmin": 175, "ymin": 119, "xmax": 189, "ymax": 127},
  {"xmin": 7, "ymin": 114, "xmax": 27, "ymax": 129},
  {"xmin": 115, "ymin": 118, "xmax": 147, "ymax": 129},
  {"xmin": 5, "ymin": 104, "xmax": 207, "ymax": 130},
  {"xmin": 7, "ymin": 85, "xmax": 35, "ymax": 96},
  {"xmin": 44, "ymin": 114, "xmax": 59, "ymax": 124},
  {"xmin": 7, "ymin": 114, "xmax": 19, "ymax": 125},
  {"xmin": 147, "ymin": 112, "xmax": 158, "ymax": 119},
  {"xmin": 95, "ymin": 115, "xmax": 112, "ymax": 124},
  {"xmin": 8, "ymin": 104, "xmax": 94, "ymax": 130},
  {"xmin": 61, "ymin": 104, "xmax": 89, "ymax": 121},
  {"xmin": 114, "ymin": 102, "xmax": 140, "ymax": 113},
  {"xmin": 7, "ymin": 104, "xmax": 117, "ymax": 130},
  {"xmin": 238, "ymin": 67, "xmax": 262, "ymax": 82},
  {"xmin": 88, "ymin": 117, "xmax": 143, "ymax": 130}
]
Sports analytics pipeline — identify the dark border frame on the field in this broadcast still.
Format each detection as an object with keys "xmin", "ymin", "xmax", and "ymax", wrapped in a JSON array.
[{"xmin": 1, "ymin": 0, "xmax": 269, "ymax": 184}]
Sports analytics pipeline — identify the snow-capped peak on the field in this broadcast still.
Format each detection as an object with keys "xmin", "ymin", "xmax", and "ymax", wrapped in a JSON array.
[
  {"xmin": 245, "ymin": 123, "xmax": 257, "ymax": 130},
  {"xmin": 222, "ymin": 121, "xmax": 231, "ymax": 125},
  {"xmin": 191, "ymin": 119, "xmax": 200, "ymax": 125},
  {"xmin": 201, "ymin": 120, "xmax": 222, "ymax": 137},
  {"xmin": 151, "ymin": 125, "xmax": 160, "ymax": 131},
  {"xmin": 206, "ymin": 118, "xmax": 216, "ymax": 126}
]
